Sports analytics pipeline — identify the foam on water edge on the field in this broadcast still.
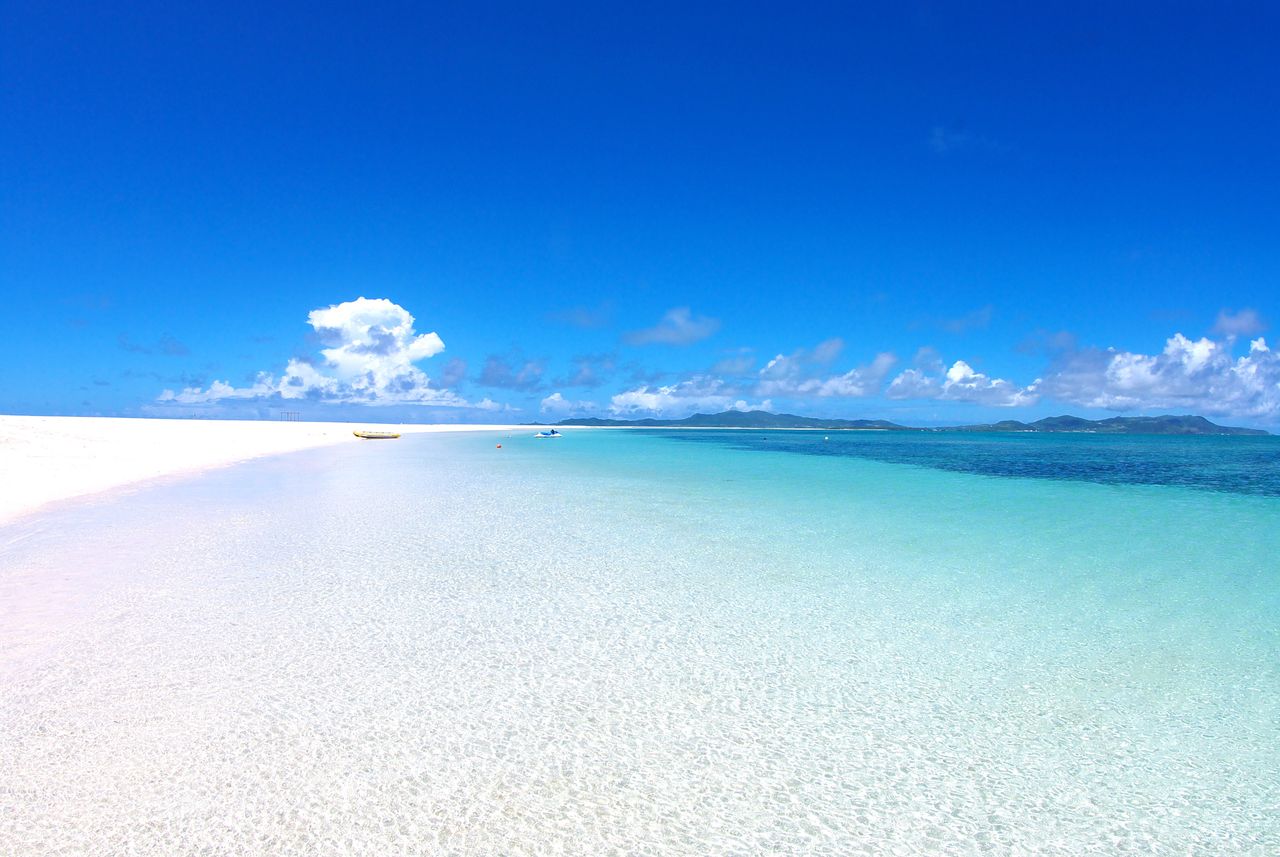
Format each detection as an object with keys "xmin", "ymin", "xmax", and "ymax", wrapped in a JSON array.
[{"xmin": 1, "ymin": 429, "xmax": 1277, "ymax": 854}]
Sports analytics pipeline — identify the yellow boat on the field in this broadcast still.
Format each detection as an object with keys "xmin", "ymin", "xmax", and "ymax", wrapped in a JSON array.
[{"xmin": 353, "ymin": 430, "xmax": 401, "ymax": 440}]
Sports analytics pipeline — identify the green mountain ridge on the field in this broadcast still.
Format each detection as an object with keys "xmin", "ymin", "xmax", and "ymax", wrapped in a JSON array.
[
  {"xmin": 553, "ymin": 410, "xmax": 1270, "ymax": 435},
  {"xmin": 949, "ymin": 414, "xmax": 1269, "ymax": 435},
  {"xmin": 555, "ymin": 410, "xmax": 909, "ymax": 430}
]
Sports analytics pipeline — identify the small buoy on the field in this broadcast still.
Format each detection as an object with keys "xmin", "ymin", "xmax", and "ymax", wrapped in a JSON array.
[
  {"xmin": 496, "ymin": 444, "xmax": 502, "ymax": 448},
  {"xmin": 824, "ymin": 436, "xmax": 829, "ymax": 441}
]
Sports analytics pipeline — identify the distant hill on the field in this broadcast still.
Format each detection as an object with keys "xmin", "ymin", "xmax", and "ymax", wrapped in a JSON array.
[
  {"xmin": 943, "ymin": 414, "xmax": 1269, "ymax": 436},
  {"xmin": 557, "ymin": 410, "xmax": 909, "ymax": 430},
  {"xmin": 554, "ymin": 410, "xmax": 1269, "ymax": 435}
]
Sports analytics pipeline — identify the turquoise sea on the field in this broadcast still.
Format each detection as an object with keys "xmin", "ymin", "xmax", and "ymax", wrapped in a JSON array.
[{"xmin": 2, "ymin": 428, "xmax": 1278, "ymax": 854}]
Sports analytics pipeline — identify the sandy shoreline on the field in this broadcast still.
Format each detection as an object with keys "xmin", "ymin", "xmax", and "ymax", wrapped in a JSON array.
[
  {"xmin": 0, "ymin": 416, "xmax": 896, "ymax": 525},
  {"xmin": 0, "ymin": 415, "xmax": 526, "ymax": 525}
]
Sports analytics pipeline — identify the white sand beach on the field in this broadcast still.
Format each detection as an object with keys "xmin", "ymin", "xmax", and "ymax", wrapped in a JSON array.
[{"xmin": 0, "ymin": 415, "xmax": 525, "ymax": 525}]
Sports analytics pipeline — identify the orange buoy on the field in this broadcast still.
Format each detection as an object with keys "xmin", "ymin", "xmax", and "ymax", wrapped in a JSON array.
[{"xmin": 496, "ymin": 444, "xmax": 502, "ymax": 448}]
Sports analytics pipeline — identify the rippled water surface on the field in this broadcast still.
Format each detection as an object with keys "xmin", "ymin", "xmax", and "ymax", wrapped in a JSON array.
[{"xmin": 2, "ymin": 429, "xmax": 1278, "ymax": 854}]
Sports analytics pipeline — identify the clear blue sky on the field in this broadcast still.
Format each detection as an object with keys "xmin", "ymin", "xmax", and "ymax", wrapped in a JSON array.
[{"xmin": 4, "ymin": 2, "xmax": 1278, "ymax": 425}]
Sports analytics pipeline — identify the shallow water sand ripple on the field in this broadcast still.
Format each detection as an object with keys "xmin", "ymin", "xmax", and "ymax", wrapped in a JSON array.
[{"xmin": 2, "ymin": 431, "xmax": 1278, "ymax": 854}]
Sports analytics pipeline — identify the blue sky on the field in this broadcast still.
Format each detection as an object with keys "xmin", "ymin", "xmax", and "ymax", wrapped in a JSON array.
[{"xmin": 4, "ymin": 2, "xmax": 1278, "ymax": 425}]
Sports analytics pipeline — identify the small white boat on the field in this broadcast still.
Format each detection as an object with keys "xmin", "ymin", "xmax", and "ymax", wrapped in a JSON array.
[{"xmin": 534, "ymin": 429, "xmax": 562, "ymax": 439}]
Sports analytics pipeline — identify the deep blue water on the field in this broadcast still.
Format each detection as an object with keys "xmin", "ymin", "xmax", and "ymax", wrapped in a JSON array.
[{"xmin": 642, "ymin": 429, "xmax": 1280, "ymax": 496}]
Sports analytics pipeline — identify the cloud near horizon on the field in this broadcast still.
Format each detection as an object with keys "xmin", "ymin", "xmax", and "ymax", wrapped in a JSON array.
[
  {"xmin": 756, "ymin": 344, "xmax": 898, "ymax": 399},
  {"xmin": 1039, "ymin": 333, "xmax": 1279, "ymax": 419},
  {"xmin": 607, "ymin": 376, "xmax": 771, "ymax": 416},
  {"xmin": 157, "ymin": 300, "xmax": 1280, "ymax": 423},
  {"xmin": 158, "ymin": 297, "xmax": 498, "ymax": 409},
  {"xmin": 540, "ymin": 392, "xmax": 598, "ymax": 417},
  {"xmin": 540, "ymin": 330, "xmax": 1279, "ymax": 421},
  {"xmin": 887, "ymin": 360, "xmax": 1039, "ymax": 407}
]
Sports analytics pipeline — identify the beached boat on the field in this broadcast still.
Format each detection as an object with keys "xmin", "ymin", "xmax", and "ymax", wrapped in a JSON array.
[
  {"xmin": 353, "ymin": 430, "xmax": 401, "ymax": 439},
  {"xmin": 534, "ymin": 429, "xmax": 562, "ymax": 438}
]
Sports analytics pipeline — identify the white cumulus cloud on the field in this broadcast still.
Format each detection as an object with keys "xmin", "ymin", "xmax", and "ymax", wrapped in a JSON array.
[
  {"xmin": 159, "ymin": 297, "xmax": 483, "ymax": 408},
  {"xmin": 886, "ymin": 359, "xmax": 1038, "ymax": 406},
  {"xmin": 941, "ymin": 360, "xmax": 1040, "ymax": 406},
  {"xmin": 811, "ymin": 352, "xmax": 899, "ymax": 397},
  {"xmin": 1039, "ymin": 333, "xmax": 1280, "ymax": 418},
  {"xmin": 755, "ymin": 352, "xmax": 808, "ymax": 395},
  {"xmin": 752, "ymin": 340, "xmax": 885, "ymax": 399},
  {"xmin": 757, "ymin": 346, "xmax": 897, "ymax": 398},
  {"xmin": 883, "ymin": 368, "xmax": 936, "ymax": 400},
  {"xmin": 608, "ymin": 376, "xmax": 770, "ymax": 417}
]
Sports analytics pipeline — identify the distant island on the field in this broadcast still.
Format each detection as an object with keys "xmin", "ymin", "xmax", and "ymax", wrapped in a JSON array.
[
  {"xmin": 559, "ymin": 411, "xmax": 907, "ymax": 430},
  {"xmin": 554, "ymin": 410, "xmax": 1270, "ymax": 436}
]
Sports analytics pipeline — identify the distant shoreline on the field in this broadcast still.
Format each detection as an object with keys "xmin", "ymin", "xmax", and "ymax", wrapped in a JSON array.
[
  {"xmin": 0, "ymin": 415, "xmax": 526, "ymax": 525},
  {"xmin": 552, "ymin": 409, "xmax": 1270, "ymax": 436},
  {"xmin": 556, "ymin": 425, "xmax": 1266, "ymax": 434},
  {"xmin": 2, "ymin": 411, "xmax": 1269, "ymax": 525}
]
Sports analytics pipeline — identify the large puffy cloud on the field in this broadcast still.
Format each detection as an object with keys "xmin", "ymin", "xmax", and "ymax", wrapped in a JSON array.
[
  {"xmin": 1039, "ymin": 334, "xmax": 1280, "ymax": 418},
  {"xmin": 309, "ymin": 297, "xmax": 443, "ymax": 370},
  {"xmin": 886, "ymin": 359, "xmax": 1039, "ymax": 406},
  {"xmin": 159, "ymin": 297, "xmax": 487, "ymax": 408},
  {"xmin": 810, "ymin": 352, "xmax": 899, "ymax": 397},
  {"xmin": 940, "ymin": 360, "xmax": 1040, "ymax": 406},
  {"xmin": 608, "ymin": 376, "xmax": 771, "ymax": 416}
]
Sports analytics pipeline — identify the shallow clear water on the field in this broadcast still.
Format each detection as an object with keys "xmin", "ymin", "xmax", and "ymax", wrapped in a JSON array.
[{"xmin": 2, "ymin": 429, "xmax": 1278, "ymax": 854}]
